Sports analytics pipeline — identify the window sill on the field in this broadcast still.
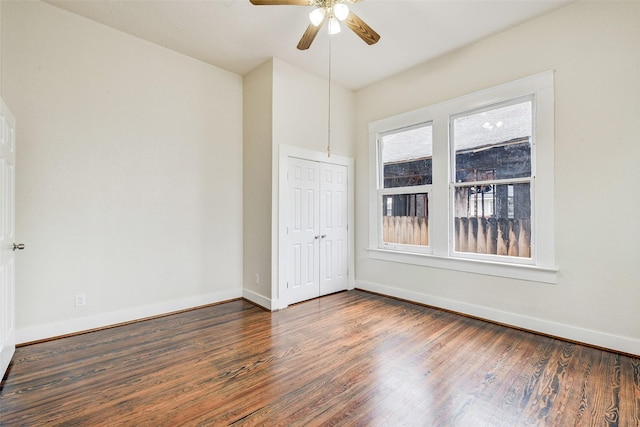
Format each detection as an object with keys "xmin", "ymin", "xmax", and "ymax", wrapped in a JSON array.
[{"xmin": 367, "ymin": 248, "xmax": 558, "ymax": 284}]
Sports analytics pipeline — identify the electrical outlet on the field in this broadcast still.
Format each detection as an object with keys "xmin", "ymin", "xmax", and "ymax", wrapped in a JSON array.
[
  {"xmin": 75, "ymin": 293, "xmax": 86, "ymax": 307},
  {"xmin": 255, "ymin": 274, "xmax": 260, "ymax": 285}
]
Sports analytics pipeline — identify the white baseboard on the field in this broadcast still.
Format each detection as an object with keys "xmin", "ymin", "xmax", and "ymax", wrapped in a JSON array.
[
  {"xmin": 242, "ymin": 288, "xmax": 274, "ymax": 311},
  {"xmin": 356, "ymin": 280, "xmax": 640, "ymax": 357},
  {"xmin": 16, "ymin": 288, "xmax": 243, "ymax": 345}
]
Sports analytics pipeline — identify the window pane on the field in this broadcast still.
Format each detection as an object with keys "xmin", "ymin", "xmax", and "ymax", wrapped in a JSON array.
[
  {"xmin": 454, "ymin": 183, "xmax": 531, "ymax": 257},
  {"xmin": 381, "ymin": 124, "xmax": 432, "ymax": 188},
  {"xmin": 453, "ymin": 101, "xmax": 532, "ymax": 183},
  {"xmin": 382, "ymin": 193, "xmax": 429, "ymax": 246}
]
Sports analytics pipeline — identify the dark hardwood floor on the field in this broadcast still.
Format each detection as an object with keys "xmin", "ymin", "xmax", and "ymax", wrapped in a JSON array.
[{"xmin": 1, "ymin": 290, "xmax": 638, "ymax": 426}]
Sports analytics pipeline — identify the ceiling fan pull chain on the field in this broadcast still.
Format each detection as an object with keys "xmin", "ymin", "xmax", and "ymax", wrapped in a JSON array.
[{"xmin": 327, "ymin": 30, "xmax": 332, "ymax": 158}]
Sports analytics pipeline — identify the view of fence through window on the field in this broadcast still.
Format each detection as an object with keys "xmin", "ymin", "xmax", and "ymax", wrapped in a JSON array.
[
  {"xmin": 380, "ymin": 124, "xmax": 432, "ymax": 247},
  {"xmin": 452, "ymin": 100, "xmax": 533, "ymax": 258}
]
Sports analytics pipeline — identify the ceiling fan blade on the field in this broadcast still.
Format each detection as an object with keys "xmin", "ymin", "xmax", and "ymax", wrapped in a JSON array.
[
  {"xmin": 250, "ymin": 0, "xmax": 310, "ymax": 5},
  {"xmin": 297, "ymin": 20, "xmax": 324, "ymax": 50},
  {"xmin": 344, "ymin": 11, "xmax": 380, "ymax": 45}
]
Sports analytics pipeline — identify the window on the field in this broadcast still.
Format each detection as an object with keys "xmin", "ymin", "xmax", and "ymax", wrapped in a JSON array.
[
  {"xmin": 378, "ymin": 124, "xmax": 432, "ymax": 251},
  {"xmin": 368, "ymin": 72, "xmax": 556, "ymax": 283},
  {"xmin": 452, "ymin": 99, "xmax": 533, "ymax": 260}
]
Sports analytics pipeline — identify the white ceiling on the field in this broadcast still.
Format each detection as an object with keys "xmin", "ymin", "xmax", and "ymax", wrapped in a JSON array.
[{"xmin": 44, "ymin": 0, "xmax": 571, "ymax": 91}]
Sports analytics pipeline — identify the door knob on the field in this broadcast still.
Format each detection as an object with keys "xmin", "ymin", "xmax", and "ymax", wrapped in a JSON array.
[{"xmin": 13, "ymin": 243, "xmax": 25, "ymax": 251}]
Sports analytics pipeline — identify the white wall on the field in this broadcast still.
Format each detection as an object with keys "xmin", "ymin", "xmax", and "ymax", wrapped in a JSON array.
[
  {"xmin": 242, "ymin": 58, "xmax": 356, "ymax": 308},
  {"xmin": 4, "ymin": 1, "xmax": 243, "ymax": 343},
  {"xmin": 242, "ymin": 59, "xmax": 274, "ymax": 307},
  {"xmin": 354, "ymin": 1, "xmax": 640, "ymax": 355},
  {"xmin": 271, "ymin": 59, "xmax": 355, "ymax": 307},
  {"xmin": 273, "ymin": 58, "xmax": 355, "ymax": 159}
]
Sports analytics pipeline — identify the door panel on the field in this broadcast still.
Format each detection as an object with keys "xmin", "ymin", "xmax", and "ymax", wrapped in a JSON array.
[
  {"xmin": 286, "ymin": 158, "xmax": 320, "ymax": 304},
  {"xmin": 319, "ymin": 163, "xmax": 348, "ymax": 295},
  {"xmin": 0, "ymin": 99, "xmax": 16, "ymax": 379}
]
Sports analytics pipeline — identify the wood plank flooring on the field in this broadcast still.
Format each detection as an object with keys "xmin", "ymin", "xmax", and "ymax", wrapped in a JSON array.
[{"xmin": 1, "ymin": 290, "xmax": 638, "ymax": 426}]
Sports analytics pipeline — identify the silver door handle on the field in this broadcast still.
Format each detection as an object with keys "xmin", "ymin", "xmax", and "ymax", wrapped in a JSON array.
[
  {"xmin": 13, "ymin": 243, "xmax": 25, "ymax": 251},
  {"xmin": 314, "ymin": 235, "xmax": 327, "ymax": 239}
]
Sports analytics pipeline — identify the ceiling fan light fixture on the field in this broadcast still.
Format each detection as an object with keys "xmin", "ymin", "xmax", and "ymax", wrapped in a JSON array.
[
  {"xmin": 328, "ymin": 16, "xmax": 341, "ymax": 34},
  {"xmin": 250, "ymin": 0, "xmax": 380, "ymax": 50},
  {"xmin": 333, "ymin": 3, "xmax": 349, "ymax": 21},
  {"xmin": 309, "ymin": 7, "xmax": 325, "ymax": 26}
]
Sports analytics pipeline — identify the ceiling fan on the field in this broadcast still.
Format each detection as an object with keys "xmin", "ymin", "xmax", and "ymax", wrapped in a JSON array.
[{"xmin": 250, "ymin": 0, "xmax": 380, "ymax": 50}]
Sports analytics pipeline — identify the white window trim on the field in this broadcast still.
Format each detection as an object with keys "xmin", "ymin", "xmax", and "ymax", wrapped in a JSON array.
[{"xmin": 368, "ymin": 71, "xmax": 557, "ymax": 284}]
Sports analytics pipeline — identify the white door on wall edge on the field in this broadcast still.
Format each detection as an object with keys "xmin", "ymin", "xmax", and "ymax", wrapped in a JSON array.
[
  {"xmin": 0, "ymin": 98, "xmax": 17, "ymax": 379},
  {"xmin": 317, "ymin": 162, "xmax": 349, "ymax": 296},
  {"xmin": 285, "ymin": 157, "xmax": 348, "ymax": 305}
]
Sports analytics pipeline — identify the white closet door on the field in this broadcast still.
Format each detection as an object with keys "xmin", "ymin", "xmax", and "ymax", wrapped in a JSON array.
[
  {"xmin": 285, "ymin": 157, "xmax": 349, "ymax": 306},
  {"xmin": 286, "ymin": 157, "xmax": 321, "ymax": 305},
  {"xmin": 0, "ymin": 99, "xmax": 17, "ymax": 379},
  {"xmin": 319, "ymin": 163, "xmax": 348, "ymax": 296}
]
